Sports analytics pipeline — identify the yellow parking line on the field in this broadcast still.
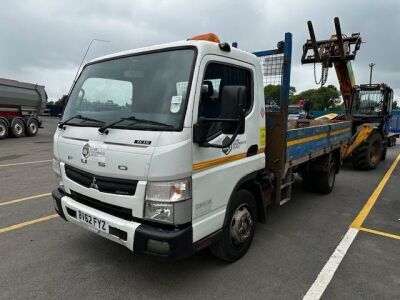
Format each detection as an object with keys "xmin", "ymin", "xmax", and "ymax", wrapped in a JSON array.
[
  {"xmin": 0, "ymin": 214, "xmax": 59, "ymax": 234},
  {"xmin": 0, "ymin": 193, "xmax": 51, "ymax": 207},
  {"xmin": 355, "ymin": 226, "xmax": 400, "ymax": 241},
  {"xmin": 351, "ymin": 153, "xmax": 400, "ymax": 228},
  {"xmin": 0, "ymin": 159, "xmax": 52, "ymax": 168}
]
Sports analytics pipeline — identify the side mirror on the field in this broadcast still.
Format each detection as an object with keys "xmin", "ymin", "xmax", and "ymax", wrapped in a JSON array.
[
  {"xmin": 220, "ymin": 86, "xmax": 246, "ymax": 134},
  {"xmin": 193, "ymin": 85, "xmax": 246, "ymax": 147}
]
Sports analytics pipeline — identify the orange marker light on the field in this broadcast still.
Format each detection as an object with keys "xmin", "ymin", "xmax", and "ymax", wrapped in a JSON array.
[{"xmin": 190, "ymin": 33, "xmax": 220, "ymax": 43}]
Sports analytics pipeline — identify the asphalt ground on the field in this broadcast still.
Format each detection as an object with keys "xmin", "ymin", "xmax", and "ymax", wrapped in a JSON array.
[{"xmin": 0, "ymin": 117, "xmax": 399, "ymax": 299}]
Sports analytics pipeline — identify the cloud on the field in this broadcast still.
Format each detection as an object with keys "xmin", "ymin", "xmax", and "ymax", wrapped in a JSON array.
[{"xmin": 0, "ymin": 0, "xmax": 399, "ymax": 100}]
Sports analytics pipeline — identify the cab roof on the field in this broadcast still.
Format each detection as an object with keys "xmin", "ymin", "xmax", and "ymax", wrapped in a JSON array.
[{"xmin": 88, "ymin": 39, "xmax": 260, "ymax": 67}]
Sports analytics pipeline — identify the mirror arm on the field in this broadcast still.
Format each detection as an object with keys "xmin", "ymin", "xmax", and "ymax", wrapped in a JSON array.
[
  {"xmin": 198, "ymin": 112, "xmax": 244, "ymax": 149},
  {"xmin": 199, "ymin": 124, "xmax": 241, "ymax": 149}
]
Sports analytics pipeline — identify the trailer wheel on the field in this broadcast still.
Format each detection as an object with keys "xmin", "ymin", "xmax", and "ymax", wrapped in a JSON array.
[
  {"xmin": 26, "ymin": 118, "xmax": 39, "ymax": 136},
  {"xmin": 210, "ymin": 190, "xmax": 257, "ymax": 262},
  {"xmin": 0, "ymin": 119, "xmax": 9, "ymax": 139},
  {"xmin": 314, "ymin": 159, "xmax": 336, "ymax": 194},
  {"xmin": 352, "ymin": 132, "xmax": 382, "ymax": 170},
  {"xmin": 10, "ymin": 118, "xmax": 25, "ymax": 138}
]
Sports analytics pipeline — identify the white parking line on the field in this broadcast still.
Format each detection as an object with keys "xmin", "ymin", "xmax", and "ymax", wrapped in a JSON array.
[
  {"xmin": 302, "ymin": 228, "xmax": 359, "ymax": 300},
  {"xmin": 0, "ymin": 159, "xmax": 52, "ymax": 168}
]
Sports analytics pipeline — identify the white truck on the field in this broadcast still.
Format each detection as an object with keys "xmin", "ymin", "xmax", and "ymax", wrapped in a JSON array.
[{"xmin": 52, "ymin": 33, "xmax": 351, "ymax": 261}]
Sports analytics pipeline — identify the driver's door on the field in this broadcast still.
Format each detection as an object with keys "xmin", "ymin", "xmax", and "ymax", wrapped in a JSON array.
[{"xmin": 191, "ymin": 55, "xmax": 261, "ymax": 242}]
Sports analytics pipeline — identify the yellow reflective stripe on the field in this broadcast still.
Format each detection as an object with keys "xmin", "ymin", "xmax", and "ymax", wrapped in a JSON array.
[
  {"xmin": 287, "ymin": 133, "xmax": 327, "ymax": 147},
  {"xmin": 287, "ymin": 127, "xmax": 351, "ymax": 147},
  {"xmin": 193, "ymin": 152, "xmax": 247, "ymax": 171}
]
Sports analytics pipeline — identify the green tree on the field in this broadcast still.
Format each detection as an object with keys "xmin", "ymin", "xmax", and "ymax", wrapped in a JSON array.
[
  {"xmin": 293, "ymin": 85, "xmax": 340, "ymax": 110},
  {"xmin": 393, "ymin": 101, "xmax": 398, "ymax": 110}
]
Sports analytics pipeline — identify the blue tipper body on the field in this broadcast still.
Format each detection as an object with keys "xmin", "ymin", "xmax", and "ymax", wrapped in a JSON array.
[{"xmin": 287, "ymin": 121, "xmax": 352, "ymax": 161}]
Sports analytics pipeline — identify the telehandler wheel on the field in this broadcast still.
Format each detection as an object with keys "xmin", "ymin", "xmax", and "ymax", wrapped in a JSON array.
[
  {"xmin": 26, "ymin": 118, "xmax": 39, "ymax": 136},
  {"xmin": 210, "ymin": 190, "xmax": 257, "ymax": 262},
  {"xmin": 352, "ymin": 132, "xmax": 382, "ymax": 170},
  {"xmin": 0, "ymin": 119, "xmax": 9, "ymax": 139},
  {"xmin": 10, "ymin": 118, "xmax": 25, "ymax": 138},
  {"xmin": 314, "ymin": 158, "xmax": 336, "ymax": 194}
]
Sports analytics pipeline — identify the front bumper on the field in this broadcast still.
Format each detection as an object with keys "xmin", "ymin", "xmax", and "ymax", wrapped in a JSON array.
[{"xmin": 52, "ymin": 188, "xmax": 193, "ymax": 260}]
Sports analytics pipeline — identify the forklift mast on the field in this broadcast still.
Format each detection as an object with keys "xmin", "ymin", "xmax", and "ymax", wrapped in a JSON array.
[{"xmin": 301, "ymin": 17, "xmax": 362, "ymax": 113}]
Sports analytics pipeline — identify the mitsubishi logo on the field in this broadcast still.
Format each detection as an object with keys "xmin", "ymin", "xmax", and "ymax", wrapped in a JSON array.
[{"xmin": 90, "ymin": 177, "xmax": 99, "ymax": 190}]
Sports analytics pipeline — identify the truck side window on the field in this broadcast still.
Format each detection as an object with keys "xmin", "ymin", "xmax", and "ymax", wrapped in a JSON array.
[{"xmin": 199, "ymin": 63, "xmax": 252, "ymax": 140}]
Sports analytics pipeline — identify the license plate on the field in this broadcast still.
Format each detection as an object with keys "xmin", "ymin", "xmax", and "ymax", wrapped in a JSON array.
[{"xmin": 77, "ymin": 210, "xmax": 108, "ymax": 233}]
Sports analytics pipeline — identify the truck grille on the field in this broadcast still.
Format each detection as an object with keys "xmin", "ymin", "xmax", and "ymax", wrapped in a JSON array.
[
  {"xmin": 65, "ymin": 164, "xmax": 138, "ymax": 196},
  {"xmin": 70, "ymin": 191, "xmax": 133, "ymax": 221}
]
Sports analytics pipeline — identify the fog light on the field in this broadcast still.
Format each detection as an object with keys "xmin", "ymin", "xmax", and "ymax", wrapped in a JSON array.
[{"xmin": 147, "ymin": 239, "xmax": 170, "ymax": 255}]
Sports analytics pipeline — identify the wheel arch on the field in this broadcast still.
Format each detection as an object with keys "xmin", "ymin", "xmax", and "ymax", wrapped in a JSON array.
[{"xmin": 224, "ymin": 172, "xmax": 266, "ymax": 225}]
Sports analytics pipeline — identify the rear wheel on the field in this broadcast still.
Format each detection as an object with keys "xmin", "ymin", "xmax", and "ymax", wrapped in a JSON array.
[
  {"xmin": 302, "ymin": 171, "xmax": 315, "ymax": 191},
  {"xmin": 352, "ymin": 132, "xmax": 382, "ymax": 170},
  {"xmin": 0, "ymin": 119, "xmax": 9, "ymax": 139},
  {"xmin": 26, "ymin": 118, "xmax": 39, "ymax": 136},
  {"xmin": 10, "ymin": 118, "xmax": 25, "ymax": 138},
  {"xmin": 210, "ymin": 190, "xmax": 257, "ymax": 262},
  {"xmin": 314, "ymin": 158, "xmax": 336, "ymax": 194}
]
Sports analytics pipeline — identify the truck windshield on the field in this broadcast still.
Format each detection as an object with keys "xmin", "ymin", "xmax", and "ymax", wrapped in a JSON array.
[
  {"xmin": 62, "ymin": 48, "xmax": 195, "ymax": 130},
  {"xmin": 352, "ymin": 89, "xmax": 384, "ymax": 116}
]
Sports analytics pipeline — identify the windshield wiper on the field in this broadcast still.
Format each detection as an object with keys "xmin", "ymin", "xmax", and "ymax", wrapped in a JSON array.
[
  {"xmin": 58, "ymin": 114, "xmax": 104, "ymax": 129},
  {"xmin": 98, "ymin": 116, "xmax": 172, "ymax": 133}
]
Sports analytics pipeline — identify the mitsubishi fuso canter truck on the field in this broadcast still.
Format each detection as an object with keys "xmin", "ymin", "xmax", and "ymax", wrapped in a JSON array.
[{"xmin": 52, "ymin": 33, "xmax": 351, "ymax": 261}]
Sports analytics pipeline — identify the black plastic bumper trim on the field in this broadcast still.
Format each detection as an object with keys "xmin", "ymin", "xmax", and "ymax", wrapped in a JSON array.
[
  {"xmin": 52, "ymin": 188, "xmax": 67, "ymax": 221},
  {"xmin": 134, "ymin": 224, "xmax": 193, "ymax": 260}
]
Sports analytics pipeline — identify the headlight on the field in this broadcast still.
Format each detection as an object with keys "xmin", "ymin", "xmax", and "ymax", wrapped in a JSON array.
[
  {"xmin": 52, "ymin": 158, "xmax": 64, "ymax": 189},
  {"xmin": 144, "ymin": 178, "xmax": 192, "ymax": 225}
]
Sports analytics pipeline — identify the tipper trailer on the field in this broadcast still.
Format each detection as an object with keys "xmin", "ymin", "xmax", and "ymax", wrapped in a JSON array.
[
  {"xmin": 0, "ymin": 78, "xmax": 46, "ymax": 139},
  {"xmin": 52, "ymin": 32, "xmax": 351, "ymax": 261}
]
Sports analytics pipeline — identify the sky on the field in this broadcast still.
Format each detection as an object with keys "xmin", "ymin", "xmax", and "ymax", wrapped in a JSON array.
[{"xmin": 1, "ymin": 0, "xmax": 399, "ymax": 101}]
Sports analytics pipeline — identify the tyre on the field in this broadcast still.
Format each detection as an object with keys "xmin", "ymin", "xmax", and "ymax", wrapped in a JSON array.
[
  {"xmin": 10, "ymin": 118, "xmax": 25, "ymax": 138},
  {"xmin": 0, "ymin": 119, "xmax": 9, "ymax": 139},
  {"xmin": 210, "ymin": 190, "xmax": 257, "ymax": 262},
  {"xmin": 380, "ymin": 147, "xmax": 387, "ymax": 161},
  {"xmin": 352, "ymin": 132, "xmax": 382, "ymax": 170},
  {"xmin": 314, "ymin": 158, "xmax": 336, "ymax": 194},
  {"xmin": 302, "ymin": 171, "xmax": 315, "ymax": 191},
  {"xmin": 26, "ymin": 118, "xmax": 39, "ymax": 136}
]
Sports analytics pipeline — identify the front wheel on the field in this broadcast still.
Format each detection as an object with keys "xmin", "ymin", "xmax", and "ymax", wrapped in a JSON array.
[
  {"xmin": 210, "ymin": 190, "xmax": 257, "ymax": 262},
  {"xmin": 352, "ymin": 132, "xmax": 382, "ymax": 170}
]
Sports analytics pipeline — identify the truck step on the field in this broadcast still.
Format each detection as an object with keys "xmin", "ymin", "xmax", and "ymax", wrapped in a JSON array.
[
  {"xmin": 280, "ymin": 181, "xmax": 294, "ymax": 189},
  {"xmin": 280, "ymin": 197, "xmax": 291, "ymax": 205}
]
